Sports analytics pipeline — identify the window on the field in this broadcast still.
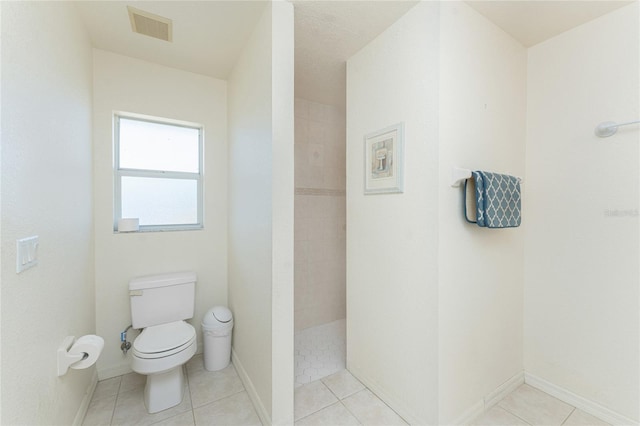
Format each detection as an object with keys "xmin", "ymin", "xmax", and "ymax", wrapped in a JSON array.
[{"xmin": 114, "ymin": 114, "xmax": 203, "ymax": 232}]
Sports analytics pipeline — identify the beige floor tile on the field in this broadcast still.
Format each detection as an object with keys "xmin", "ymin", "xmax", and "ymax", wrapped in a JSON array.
[
  {"xmin": 472, "ymin": 406, "xmax": 530, "ymax": 426},
  {"xmin": 151, "ymin": 411, "xmax": 195, "ymax": 426},
  {"xmin": 119, "ymin": 372, "xmax": 147, "ymax": 393},
  {"xmin": 83, "ymin": 394, "xmax": 116, "ymax": 426},
  {"xmin": 92, "ymin": 377, "xmax": 122, "ymax": 402},
  {"xmin": 111, "ymin": 385, "xmax": 192, "ymax": 426},
  {"xmin": 295, "ymin": 380, "xmax": 339, "ymax": 421},
  {"xmin": 188, "ymin": 363, "xmax": 245, "ymax": 408},
  {"xmin": 193, "ymin": 391, "xmax": 261, "ymax": 426},
  {"xmin": 562, "ymin": 409, "xmax": 610, "ymax": 426},
  {"xmin": 341, "ymin": 389, "xmax": 407, "ymax": 426},
  {"xmin": 296, "ymin": 402, "xmax": 360, "ymax": 426},
  {"xmin": 186, "ymin": 354, "xmax": 206, "ymax": 375},
  {"xmin": 321, "ymin": 370, "xmax": 365, "ymax": 400},
  {"xmin": 498, "ymin": 385, "xmax": 573, "ymax": 426}
]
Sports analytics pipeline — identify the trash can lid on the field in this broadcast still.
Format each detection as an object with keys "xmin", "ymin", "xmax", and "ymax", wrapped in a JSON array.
[{"xmin": 202, "ymin": 306, "xmax": 232, "ymax": 326}]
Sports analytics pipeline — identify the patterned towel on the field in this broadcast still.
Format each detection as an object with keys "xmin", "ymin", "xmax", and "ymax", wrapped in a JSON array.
[{"xmin": 464, "ymin": 171, "xmax": 521, "ymax": 228}]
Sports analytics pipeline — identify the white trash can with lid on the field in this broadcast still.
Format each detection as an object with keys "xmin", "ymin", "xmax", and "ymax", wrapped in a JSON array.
[{"xmin": 201, "ymin": 306, "xmax": 233, "ymax": 371}]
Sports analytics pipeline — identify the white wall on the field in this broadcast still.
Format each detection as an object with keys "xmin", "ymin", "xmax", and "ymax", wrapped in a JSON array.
[
  {"xmin": 438, "ymin": 2, "xmax": 527, "ymax": 423},
  {"xmin": 525, "ymin": 3, "xmax": 639, "ymax": 422},
  {"xmin": 92, "ymin": 50, "xmax": 228, "ymax": 379},
  {"xmin": 0, "ymin": 4, "xmax": 3, "ymax": 419},
  {"xmin": 1, "ymin": 2, "xmax": 95, "ymax": 424},
  {"xmin": 227, "ymin": 2, "xmax": 294, "ymax": 424},
  {"xmin": 347, "ymin": 1, "xmax": 527, "ymax": 423},
  {"xmin": 294, "ymin": 97, "xmax": 346, "ymax": 332},
  {"xmin": 271, "ymin": 2, "xmax": 295, "ymax": 423},
  {"xmin": 345, "ymin": 3, "xmax": 440, "ymax": 424}
]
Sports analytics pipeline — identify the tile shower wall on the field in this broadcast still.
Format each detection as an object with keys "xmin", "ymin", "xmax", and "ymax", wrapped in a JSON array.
[{"xmin": 294, "ymin": 98, "xmax": 346, "ymax": 331}]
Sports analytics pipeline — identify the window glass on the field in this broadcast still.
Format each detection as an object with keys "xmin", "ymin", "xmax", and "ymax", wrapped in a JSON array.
[
  {"xmin": 121, "ymin": 177, "xmax": 198, "ymax": 226},
  {"xmin": 114, "ymin": 114, "xmax": 203, "ymax": 232},
  {"xmin": 119, "ymin": 118, "xmax": 200, "ymax": 173}
]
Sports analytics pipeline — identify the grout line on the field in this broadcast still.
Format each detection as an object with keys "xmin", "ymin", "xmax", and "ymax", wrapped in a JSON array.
[
  {"xmin": 110, "ymin": 386, "xmax": 120, "ymax": 426},
  {"xmin": 294, "ymin": 381, "xmax": 338, "ymax": 422},
  {"xmin": 496, "ymin": 405, "xmax": 534, "ymax": 426},
  {"xmin": 94, "ymin": 375, "xmax": 123, "ymax": 426},
  {"xmin": 115, "ymin": 375, "xmax": 123, "ymax": 398},
  {"xmin": 373, "ymin": 389, "xmax": 411, "ymax": 425},
  {"xmin": 184, "ymin": 364, "xmax": 195, "ymax": 413},
  {"xmin": 295, "ymin": 187, "xmax": 346, "ymax": 196},
  {"xmin": 560, "ymin": 407, "xmax": 577, "ymax": 425},
  {"xmin": 191, "ymin": 387, "xmax": 247, "ymax": 412},
  {"xmin": 340, "ymin": 390, "xmax": 387, "ymax": 426},
  {"xmin": 320, "ymin": 375, "xmax": 342, "ymax": 401},
  {"xmin": 338, "ymin": 400, "xmax": 364, "ymax": 425},
  {"xmin": 294, "ymin": 400, "xmax": 342, "ymax": 424},
  {"xmin": 495, "ymin": 385, "xmax": 580, "ymax": 426}
]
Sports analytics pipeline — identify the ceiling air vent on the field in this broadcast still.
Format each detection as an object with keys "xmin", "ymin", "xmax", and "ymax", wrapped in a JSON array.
[{"xmin": 127, "ymin": 6, "xmax": 173, "ymax": 42}]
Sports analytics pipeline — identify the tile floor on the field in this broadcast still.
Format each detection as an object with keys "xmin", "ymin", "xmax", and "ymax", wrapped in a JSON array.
[
  {"xmin": 294, "ymin": 369, "xmax": 407, "ymax": 425},
  {"xmin": 84, "ymin": 355, "xmax": 611, "ymax": 426},
  {"xmin": 83, "ymin": 338, "xmax": 608, "ymax": 426},
  {"xmin": 82, "ymin": 355, "xmax": 261, "ymax": 426},
  {"xmin": 472, "ymin": 384, "xmax": 611, "ymax": 426},
  {"xmin": 295, "ymin": 378, "xmax": 613, "ymax": 426},
  {"xmin": 295, "ymin": 319, "xmax": 346, "ymax": 387}
]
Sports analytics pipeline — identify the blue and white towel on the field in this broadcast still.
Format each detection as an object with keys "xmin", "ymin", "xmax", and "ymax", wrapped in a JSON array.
[{"xmin": 464, "ymin": 171, "xmax": 521, "ymax": 228}]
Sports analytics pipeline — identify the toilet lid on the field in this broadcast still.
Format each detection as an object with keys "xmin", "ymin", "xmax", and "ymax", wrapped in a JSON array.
[{"xmin": 134, "ymin": 321, "xmax": 196, "ymax": 354}]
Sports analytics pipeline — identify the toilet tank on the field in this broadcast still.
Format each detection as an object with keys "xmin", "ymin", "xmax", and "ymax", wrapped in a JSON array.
[{"xmin": 129, "ymin": 271, "xmax": 196, "ymax": 329}]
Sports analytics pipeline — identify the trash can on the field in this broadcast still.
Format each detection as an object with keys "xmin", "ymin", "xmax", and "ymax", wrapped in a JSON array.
[{"xmin": 201, "ymin": 306, "xmax": 233, "ymax": 371}]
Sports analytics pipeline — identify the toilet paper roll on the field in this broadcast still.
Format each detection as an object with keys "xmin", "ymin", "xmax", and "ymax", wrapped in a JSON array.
[{"xmin": 69, "ymin": 335, "xmax": 104, "ymax": 370}]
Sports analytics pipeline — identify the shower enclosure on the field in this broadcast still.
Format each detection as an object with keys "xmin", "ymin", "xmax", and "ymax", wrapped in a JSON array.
[{"xmin": 293, "ymin": 97, "xmax": 346, "ymax": 386}]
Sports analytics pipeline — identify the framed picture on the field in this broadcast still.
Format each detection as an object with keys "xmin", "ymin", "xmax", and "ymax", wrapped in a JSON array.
[{"xmin": 364, "ymin": 122, "xmax": 404, "ymax": 194}]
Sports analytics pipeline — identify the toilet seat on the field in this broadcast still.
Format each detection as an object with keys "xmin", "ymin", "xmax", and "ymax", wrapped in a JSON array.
[{"xmin": 133, "ymin": 321, "xmax": 196, "ymax": 359}]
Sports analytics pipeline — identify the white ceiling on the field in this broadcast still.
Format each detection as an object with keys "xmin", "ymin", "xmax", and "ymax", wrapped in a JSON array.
[
  {"xmin": 465, "ymin": 1, "xmax": 634, "ymax": 48},
  {"xmin": 75, "ymin": 1, "xmax": 635, "ymax": 108},
  {"xmin": 75, "ymin": 1, "xmax": 267, "ymax": 80},
  {"xmin": 292, "ymin": 1, "xmax": 418, "ymax": 107}
]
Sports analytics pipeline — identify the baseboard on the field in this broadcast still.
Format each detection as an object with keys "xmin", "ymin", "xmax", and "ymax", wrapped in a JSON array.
[
  {"xmin": 524, "ymin": 372, "xmax": 638, "ymax": 426},
  {"xmin": 232, "ymin": 349, "xmax": 272, "ymax": 426},
  {"xmin": 346, "ymin": 364, "xmax": 423, "ymax": 425},
  {"xmin": 457, "ymin": 370, "xmax": 638, "ymax": 426},
  {"xmin": 73, "ymin": 369, "xmax": 98, "ymax": 426},
  {"xmin": 484, "ymin": 370, "xmax": 525, "ymax": 409},
  {"xmin": 451, "ymin": 399, "xmax": 485, "ymax": 426},
  {"xmin": 452, "ymin": 371, "xmax": 524, "ymax": 425}
]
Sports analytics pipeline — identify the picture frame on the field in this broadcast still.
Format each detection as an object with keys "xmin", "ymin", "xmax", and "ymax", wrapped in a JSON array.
[{"xmin": 364, "ymin": 122, "xmax": 404, "ymax": 194}]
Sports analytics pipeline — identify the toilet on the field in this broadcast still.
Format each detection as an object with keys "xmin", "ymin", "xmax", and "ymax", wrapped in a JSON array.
[{"xmin": 129, "ymin": 271, "xmax": 197, "ymax": 414}]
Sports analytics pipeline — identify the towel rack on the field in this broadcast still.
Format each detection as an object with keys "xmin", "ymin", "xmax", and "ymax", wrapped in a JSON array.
[
  {"xmin": 450, "ymin": 167, "xmax": 522, "ymax": 187},
  {"xmin": 451, "ymin": 167, "xmax": 473, "ymax": 187},
  {"xmin": 594, "ymin": 119, "xmax": 640, "ymax": 137}
]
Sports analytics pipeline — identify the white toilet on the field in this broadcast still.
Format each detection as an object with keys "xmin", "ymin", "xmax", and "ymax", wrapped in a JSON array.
[{"xmin": 129, "ymin": 271, "xmax": 197, "ymax": 414}]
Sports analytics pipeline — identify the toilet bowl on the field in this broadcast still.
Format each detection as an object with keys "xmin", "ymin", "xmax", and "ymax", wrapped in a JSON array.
[
  {"xmin": 128, "ymin": 271, "xmax": 198, "ymax": 414},
  {"xmin": 131, "ymin": 320, "xmax": 196, "ymax": 413}
]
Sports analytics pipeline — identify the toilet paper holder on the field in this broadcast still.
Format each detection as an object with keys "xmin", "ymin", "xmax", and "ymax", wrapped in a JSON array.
[{"xmin": 57, "ymin": 335, "xmax": 104, "ymax": 376}]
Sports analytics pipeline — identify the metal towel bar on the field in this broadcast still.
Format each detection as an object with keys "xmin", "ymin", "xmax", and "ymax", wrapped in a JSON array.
[{"xmin": 594, "ymin": 119, "xmax": 640, "ymax": 137}]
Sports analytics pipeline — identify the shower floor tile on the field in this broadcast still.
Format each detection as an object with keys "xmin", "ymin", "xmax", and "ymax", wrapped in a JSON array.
[{"xmin": 295, "ymin": 319, "xmax": 346, "ymax": 387}]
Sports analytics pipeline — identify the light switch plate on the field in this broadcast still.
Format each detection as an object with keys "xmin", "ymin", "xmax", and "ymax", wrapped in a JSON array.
[{"xmin": 16, "ymin": 236, "xmax": 39, "ymax": 273}]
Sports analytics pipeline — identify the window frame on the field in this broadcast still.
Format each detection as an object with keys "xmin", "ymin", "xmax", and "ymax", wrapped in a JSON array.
[{"xmin": 113, "ymin": 113, "xmax": 204, "ymax": 233}]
